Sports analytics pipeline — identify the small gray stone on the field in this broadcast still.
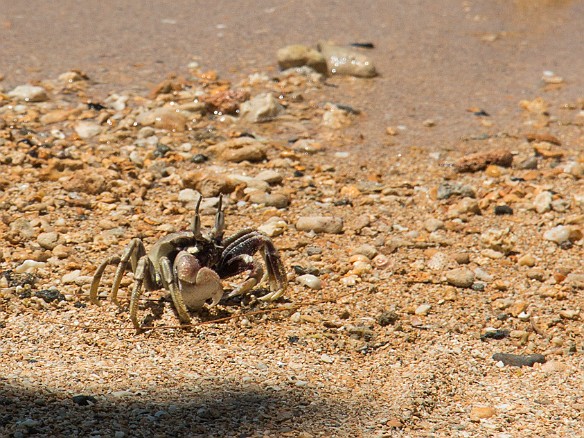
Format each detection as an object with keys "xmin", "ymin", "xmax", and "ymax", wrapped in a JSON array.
[
  {"xmin": 446, "ymin": 268, "xmax": 475, "ymax": 288},
  {"xmin": 424, "ymin": 217, "xmax": 445, "ymax": 232},
  {"xmin": 296, "ymin": 216, "xmax": 344, "ymax": 234},
  {"xmin": 239, "ymin": 93, "xmax": 284, "ymax": 122},
  {"xmin": 255, "ymin": 169, "xmax": 283, "ymax": 184},
  {"xmin": 534, "ymin": 191, "xmax": 552, "ymax": 213},
  {"xmin": 437, "ymin": 182, "xmax": 476, "ymax": 200},
  {"xmin": 492, "ymin": 352, "xmax": 545, "ymax": 367},
  {"xmin": 74, "ymin": 121, "xmax": 102, "ymax": 139},
  {"xmin": 37, "ymin": 231, "xmax": 60, "ymax": 250},
  {"xmin": 10, "ymin": 218, "xmax": 36, "ymax": 239},
  {"xmin": 8, "ymin": 85, "xmax": 48, "ymax": 102}
]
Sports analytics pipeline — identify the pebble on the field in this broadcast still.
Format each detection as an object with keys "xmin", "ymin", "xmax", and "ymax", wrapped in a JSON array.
[
  {"xmin": 455, "ymin": 149, "xmax": 513, "ymax": 173},
  {"xmin": 424, "ymin": 217, "xmax": 445, "ymax": 232},
  {"xmin": 255, "ymin": 169, "xmax": 283, "ymax": 184},
  {"xmin": 37, "ymin": 231, "xmax": 60, "ymax": 250},
  {"xmin": 52, "ymin": 244, "xmax": 73, "ymax": 259},
  {"xmin": 296, "ymin": 216, "xmax": 344, "ymax": 234},
  {"xmin": 62, "ymin": 270, "xmax": 81, "ymax": 284},
  {"xmin": 178, "ymin": 188, "xmax": 199, "ymax": 203},
  {"xmin": 541, "ymin": 361, "xmax": 567, "ymax": 373},
  {"xmin": 518, "ymin": 254, "xmax": 536, "ymax": 267},
  {"xmin": 277, "ymin": 44, "xmax": 327, "ymax": 74},
  {"xmin": 470, "ymin": 406, "xmax": 496, "ymax": 421},
  {"xmin": 415, "ymin": 304, "xmax": 431, "ymax": 316},
  {"xmin": 446, "ymin": 268, "xmax": 475, "ymax": 288},
  {"xmin": 447, "ymin": 198, "xmax": 480, "ymax": 217},
  {"xmin": 320, "ymin": 353, "xmax": 335, "ymax": 364},
  {"xmin": 321, "ymin": 104, "xmax": 352, "ymax": 129},
  {"xmin": 480, "ymin": 228, "xmax": 517, "ymax": 255},
  {"xmin": 352, "ymin": 244, "xmax": 377, "ymax": 260},
  {"xmin": 296, "ymin": 274, "xmax": 322, "ymax": 290},
  {"xmin": 474, "ymin": 267, "xmax": 493, "ymax": 282},
  {"xmin": 258, "ymin": 217, "xmax": 288, "ymax": 237},
  {"xmin": 543, "ymin": 225, "xmax": 570, "ymax": 244},
  {"xmin": 564, "ymin": 273, "xmax": 584, "ymax": 289},
  {"xmin": 239, "ymin": 93, "xmax": 284, "ymax": 122},
  {"xmin": 492, "ymin": 352, "xmax": 546, "ymax": 367},
  {"xmin": 494, "ymin": 205, "xmax": 513, "ymax": 215},
  {"xmin": 248, "ymin": 191, "xmax": 290, "ymax": 208},
  {"xmin": 74, "ymin": 121, "xmax": 102, "ymax": 139},
  {"xmin": 136, "ymin": 107, "xmax": 187, "ymax": 131},
  {"xmin": 453, "ymin": 253, "xmax": 470, "ymax": 265},
  {"xmin": 437, "ymin": 182, "xmax": 476, "ymax": 200},
  {"xmin": 317, "ymin": 41, "xmax": 377, "ymax": 77},
  {"xmin": 10, "ymin": 218, "xmax": 36, "ymax": 239},
  {"xmin": 182, "ymin": 170, "xmax": 237, "ymax": 197},
  {"xmin": 14, "ymin": 260, "xmax": 45, "ymax": 274},
  {"xmin": 207, "ymin": 138, "xmax": 268, "ymax": 163},
  {"xmin": 8, "ymin": 84, "xmax": 49, "ymax": 102},
  {"xmin": 427, "ymin": 251, "xmax": 448, "ymax": 270},
  {"xmin": 533, "ymin": 191, "xmax": 553, "ymax": 213}
]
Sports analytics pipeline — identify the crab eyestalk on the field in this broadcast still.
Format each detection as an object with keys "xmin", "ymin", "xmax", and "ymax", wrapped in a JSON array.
[
  {"xmin": 212, "ymin": 194, "xmax": 225, "ymax": 241},
  {"xmin": 192, "ymin": 195, "xmax": 203, "ymax": 239}
]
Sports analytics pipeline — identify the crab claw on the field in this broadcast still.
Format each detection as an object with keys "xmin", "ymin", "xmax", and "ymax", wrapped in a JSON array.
[{"xmin": 175, "ymin": 251, "xmax": 223, "ymax": 309}]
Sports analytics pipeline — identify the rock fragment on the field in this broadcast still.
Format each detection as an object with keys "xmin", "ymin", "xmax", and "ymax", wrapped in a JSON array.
[
  {"xmin": 8, "ymin": 85, "xmax": 49, "ymax": 102},
  {"xmin": 207, "ymin": 138, "xmax": 268, "ymax": 163},
  {"xmin": 296, "ymin": 216, "xmax": 343, "ymax": 234},
  {"xmin": 454, "ymin": 149, "xmax": 513, "ymax": 173},
  {"xmin": 492, "ymin": 353, "xmax": 546, "ymax": 367},
  {"xmin": 446, "ymin": 268, "xmax": 475, "ymax": 288},
  {"xmin": 239, "ymin": 93, "xmax": 284, "ymax": 122},
  {"xmin": 317, "ymin": 41, "xmax": 377, "ymax": 77},
  {"xmin": 74, "ymin": 121, "xmax": 102, "ymax": 139},
  {"xmin": 277, "ymin": 44, "xmax": 327, "ymax": 74}
]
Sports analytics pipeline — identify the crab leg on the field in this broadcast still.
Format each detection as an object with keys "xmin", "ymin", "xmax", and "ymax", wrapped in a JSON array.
[
  {"xmin": 159, "ymin": 256, "xmax": 192, "ymax": 326},
  {"xmin": 128, "ymin": 254, "xmax": 151, "ymax": 331},
  {"xmin": 89, "ymin": 255, "xmax": 121, "ymax": 304},
  {"xmin": 220, "ymin": 231, "xmax": 287, "ymax": 300}
]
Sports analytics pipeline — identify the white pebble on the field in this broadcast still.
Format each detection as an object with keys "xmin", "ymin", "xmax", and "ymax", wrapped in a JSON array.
[
  {"xmin": 296, "ymin": 274, "xmax": 322, "ymax": 290},
  {"xmin": 62, "ymin": 270, "xmax": 82, "ymax": 284},
  {"xmin": 320, "ymin": 354, "xmax": 335, "ymax": 364},
  {"xmin": 543, "ymin": 225, "xmax": 570, "ymax": 244},
  {"xmin": 8, "ymin": 85, "xmax": 48, "ymax": 102},
  {"xmin": 74, "ymin": 121, "xmax": 102, "ymax": 139},
  {"xmin": 415, "ymin": 304, "xmax": 432, "ymax": 316},
  {"xmin": 14, "ymin": 260, "xmax": 45, "ymax": 274},
  {"xmin": 178, "ymin": 188, "xmax": 199, "ymax": 203},
  {"xmin": 533, "ymin": 191, "xmax": 552, "ymax": 213}
]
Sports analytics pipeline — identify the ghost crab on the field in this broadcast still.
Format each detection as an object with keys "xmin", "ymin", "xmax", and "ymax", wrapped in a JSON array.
[{"xmin": 89, "ymin": 195, "xmax": 287, "ymax": 331}]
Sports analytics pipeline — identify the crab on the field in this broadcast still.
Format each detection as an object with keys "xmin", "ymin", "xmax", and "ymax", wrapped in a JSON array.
[{"xmin": 89, "ymin": 195, "xmax": 287, "ymax": 330}]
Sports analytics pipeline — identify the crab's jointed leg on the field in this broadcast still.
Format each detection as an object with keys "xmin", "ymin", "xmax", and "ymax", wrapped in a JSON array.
[
  {"xmin": 219, "ymin": 230, "xmax": 287, "ymax": 301},
  {"xmin": 90, "ymin": 238, "xmax": 158, "ymax": 305}
]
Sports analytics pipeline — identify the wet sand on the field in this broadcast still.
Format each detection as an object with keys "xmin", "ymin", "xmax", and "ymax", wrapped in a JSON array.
[{"xmin": 2, "ymin": 0, "xmax": 584, "ymax": 147}]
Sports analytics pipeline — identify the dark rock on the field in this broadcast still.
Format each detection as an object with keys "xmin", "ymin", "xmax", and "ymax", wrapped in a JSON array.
[
  {"xmin": 492, "ymin": 353, "xmax": 546, "ymax": 367},
  {"xmin": 480, "ymin": 329, "xmax": 510, "ymax": 341},
  {"xmin": 377, "ymin": 311, "xmax": 399, "ymax": 327},
  {"xmin": 494, "ymin": 205, "xmax": 513, "ymax": 215},
  {"xmin": 72, "ymin": 395, "xmax": 97, "ymax": 406}
]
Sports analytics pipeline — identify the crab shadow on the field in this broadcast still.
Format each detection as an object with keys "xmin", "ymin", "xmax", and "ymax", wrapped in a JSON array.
[{"xmin": 0, "ymin": 380, "xmax": 356, "ymax": 437}]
